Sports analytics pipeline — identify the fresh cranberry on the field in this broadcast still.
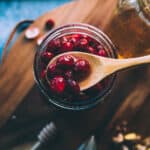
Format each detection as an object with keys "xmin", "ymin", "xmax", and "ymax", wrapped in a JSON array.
[
  {"xmin": 67, "ymin": 79, "xmax": 80, "ymax": 95},
  {"xmin": 45, "ymin": 19, "xmax": 55, "ymax": 29},
  {"xmin": 40, "ymin": 69, "xmax": 46, "ymax": 79},
  {"xmin": 70, "ymin": 34, "xmax": 82, "ymax": 47},
  {"xmin": 83, "ymin": 35, "xmax": 93, "ymax": 43},
  {"xmin": 50, "ymin": 76, "xmax": 66, "ymax": 95},
  {"xmin": 62, "ymin": 42, "xmax": 73, "ymax": 52},
  {"xmin": 64, "ymin": 70, "xmax": 73, "ymax": 79},
  {"xmin": 71, "ymin": 34, "xmax": 81, "ymax": 40},
  {"xmin": 70, "ymin": 37, "xmax": 79, "ymax": 50},
  {"xmin": 74, "ymin": 59, "xmax": 90, "ymax": 75},
  {"xmin": 53, "ymin": 39, "xmax": 61, "ymax": 48},
  {"xmin": 82, "ymin": 34, "xmax": 90, "ymax": 40},
  {"xmin": 97, "ymin": 45, "xmax": 103, "ymax": 50},
  {"xmin": 47, "ymin": 64, "xmax": 62, "ymax": 79},
  {"xmin": 79, "ymin": 38, "xmax": 88, "ymax": 48},
  {"xmin": 70, "ymin": 37, "xmax": 77, "ymax": 44},
  {"xmin": 73, "ymin": 37, "xmax": 88, "ymax": 51},
  {"xmin": 87, "ymin": 46, "xmax": 97, "ymax": 54},
  {"xmin": 41, "ymin": 52, "xmax": 54, "ymax": 64},
  {"xmin": 47, "ymin": 39, "xmax": 61, "ymax": 54},
  {"xmin": 61, "ymin": 36, "xmax": 68, "ymax": 43},
  {"xmin": 98, "ymin": 49, "xmax": 107, "ymax": 57},
  {"xmin": 56, "ymin": 55, "xmax": 75, "ymax": 69}
]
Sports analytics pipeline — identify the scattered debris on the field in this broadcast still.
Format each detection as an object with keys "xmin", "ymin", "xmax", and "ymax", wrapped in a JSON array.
[
  {"xmin": 111, "ymin": 121, "xmax": 150, "ymax": 150},
  {"xmin": 135, "ymin": 144, "xmax": 146, "ymax": 150},
  {"xmin": 113, "ymin": 133, "xmax": 124, "ymax": 143},
  {"xmin": 124, "ymin": 133, "xmax": 141, "ymax": 141},
  {"xmin": 25, "ymin": 27, "xmax": 40, "ymax": 39}
]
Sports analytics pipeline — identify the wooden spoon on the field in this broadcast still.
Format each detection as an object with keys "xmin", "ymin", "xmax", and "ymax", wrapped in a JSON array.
[{"xmin": 47, "ymin": 51, "xmax": 150, "ymax": 91}]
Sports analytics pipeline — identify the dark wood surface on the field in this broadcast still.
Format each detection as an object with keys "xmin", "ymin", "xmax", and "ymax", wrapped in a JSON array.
[{"xmin": 0, "ymin": 0, "xmax": 150, "ymax": 149}]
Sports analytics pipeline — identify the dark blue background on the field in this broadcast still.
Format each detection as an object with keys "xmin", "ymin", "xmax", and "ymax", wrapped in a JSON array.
[{"xmin": 0, "ymin": 0, "xmax": 70, "ymax": 59}]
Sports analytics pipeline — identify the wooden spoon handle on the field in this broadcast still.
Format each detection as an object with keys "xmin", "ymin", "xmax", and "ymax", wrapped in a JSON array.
[{"xmin": 104, "ymin": 55, "xmax": 150, "ymax": 73}]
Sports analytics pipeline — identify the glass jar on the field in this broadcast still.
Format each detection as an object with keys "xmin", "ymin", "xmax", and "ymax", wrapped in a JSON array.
[
  {"xmin": 106, "ymin": 0, "xmax": 150, "ymax": 58},
  {"xmin": 33, "ymin": 23, "xmax": 117, "ymax": 111}
]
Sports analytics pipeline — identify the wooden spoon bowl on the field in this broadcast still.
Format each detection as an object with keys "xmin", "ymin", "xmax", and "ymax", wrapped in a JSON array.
[{"xmin": 47, "ymin": 51, "xmax": 150, "ymax": 91}]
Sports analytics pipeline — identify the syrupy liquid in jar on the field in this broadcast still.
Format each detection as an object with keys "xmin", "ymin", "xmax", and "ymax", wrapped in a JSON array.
[
  {"xmin": 34, "ymin": 24, "xmax": 117, "ymax": 110},
  {"xmin": 106, "ymin": 0, "xmax": 150, "ymax": 58}
]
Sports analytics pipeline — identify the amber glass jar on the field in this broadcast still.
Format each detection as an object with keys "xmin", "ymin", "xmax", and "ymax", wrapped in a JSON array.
[
  {"xmin": 96, "ymin": 1, "xmax": 150, "ymax": 149},
  {"xmin": 106, "ymin": 0, "xmax": 150, "ymax": 58}
]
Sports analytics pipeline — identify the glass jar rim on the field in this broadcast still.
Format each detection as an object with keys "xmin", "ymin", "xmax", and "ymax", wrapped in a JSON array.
[{"xmin": 33, "ymin": 23, "xmax": 118, "ymax": 111}]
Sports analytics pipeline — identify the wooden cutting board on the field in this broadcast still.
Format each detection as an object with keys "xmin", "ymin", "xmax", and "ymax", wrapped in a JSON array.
[
  {"xmin": 0, "ymin": 0, "xmax": 150, "ymax": 149},
  {"xmin": 0, "ymin": 0, "xmax": 118, "ymax": 127}
]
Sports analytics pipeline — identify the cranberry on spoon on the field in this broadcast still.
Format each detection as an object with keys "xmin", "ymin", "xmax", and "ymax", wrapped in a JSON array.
[{"xmin": 47, "ymin": 51, "xmax": 150, "ymax": 91}]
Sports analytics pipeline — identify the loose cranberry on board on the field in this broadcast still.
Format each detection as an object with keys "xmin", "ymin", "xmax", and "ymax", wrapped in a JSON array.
[{"xmin": 45, "ymin": 19, "xmax": 55, "ymax": 30}]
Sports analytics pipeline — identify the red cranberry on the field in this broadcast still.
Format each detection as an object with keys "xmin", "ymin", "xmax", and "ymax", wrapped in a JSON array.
[
  {"xmin": 83, "ymin": 35, "xmax": 93, "ymax": 43},
  {"xmin": 56, "ymin": 55, "xmax": 75, "ymax": 69},
  {"xmin": 71, "ymin": 34, "xmax": 81, "ymax": 40},
  {"xmin": 40, "ymin": 69, "xmax": 46, "ymax": 79},
  {"xmin": 79, "ymin": 38, "xmax": 88, "ymax": 48},
  {"xmin": 70, "ymin": 37, "xmax": 79, "ymax": 50},
  {"xmin": 70, "ymin": 34, "xmax": 81, "ymax": 45},
  {"xmin": 62, "ymin": 42, "xmax": 73, "ymax": 52},
  {"xmin": 87, "ymin": 46, "xmax": 97, "ymax": 54},
  {"xmin": 97, "ymin": 45, "xmax": 103, "ymax": 50},
  {"xmin": 98, "ymin": 49, "xmax": 107, "ymax": 57},
  {"xmin": 67, "ymin": 79, "xmax": 80, "ymax": 95},
  {"xmin": 45, "ymin": 19, "xmax": 55, "ymax": 29},
  {"xmin": 47, "ymin": 64, "xmax": 62, "ymax": 79},
  {"xmin": 64, "ymin": 70, "xmax": 73, "ymax": 79},
  {"xmin": 91, "ymin": 40, "xmax": 99, "ymax": 47},
  {"xmin": 70, "ymin": 37, "xmax": 77, "ymax": 44},
  {"xmin": 41, "ymin": 52, "xmax": 54, "ymax": 64},
  {"xmin": 74, "ymin": 59, "xmax": 90, "ymax": 75},
  {"xmin": 50, "ymin": 76, "xmax": 66, "ymax": 95},
  {"xmin": 61, "ymin": 36, "xmax": 68, "ymax": 43},
  {"xmin": 53, "ymin": 39, "xmax": 61, "ymax": 48},
  {"xmin": 47, "ymin": 39, "xmax": 61, "ymax": 54}
]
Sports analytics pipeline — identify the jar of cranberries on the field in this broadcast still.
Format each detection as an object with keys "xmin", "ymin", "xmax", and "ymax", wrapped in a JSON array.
[{"xmin": 34, "ymin": 23, "xmax": 117, "ymax": 110}]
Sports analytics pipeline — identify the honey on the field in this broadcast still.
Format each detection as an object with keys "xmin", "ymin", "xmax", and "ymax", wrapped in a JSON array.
[{"xmin": 106, "ymin": 0, "xmax": 150, "ymax": 58}]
